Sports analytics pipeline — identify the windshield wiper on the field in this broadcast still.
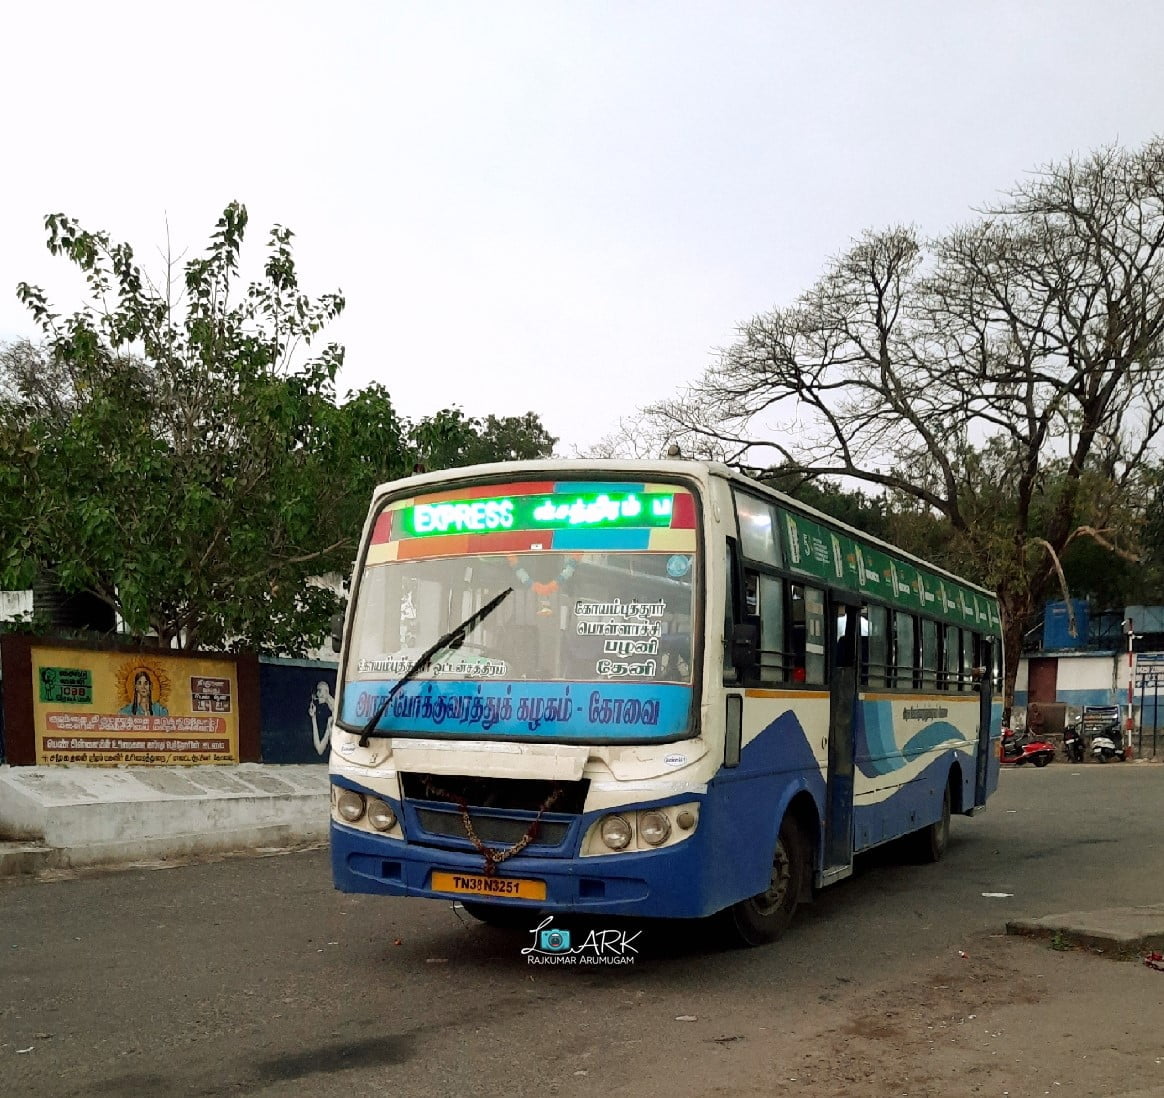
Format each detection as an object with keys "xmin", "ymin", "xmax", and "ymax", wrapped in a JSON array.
[{"xmin": 357, "ymin": 586, "xmax": 514, "ymax": 747}]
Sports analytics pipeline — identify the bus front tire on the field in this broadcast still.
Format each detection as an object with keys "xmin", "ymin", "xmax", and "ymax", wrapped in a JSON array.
[{"xmin": 722, "ymin": 818, "xmax": 806, "ymax": 947}]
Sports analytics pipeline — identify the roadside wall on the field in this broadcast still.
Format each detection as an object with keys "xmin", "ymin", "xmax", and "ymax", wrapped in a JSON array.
[
  {"xmin": 257, "ymin": 657, "xmax": 337, "ymax": 764},
  {"xmin": 0, "ymin": 635, "xmax": 337, "ymax": 767},
  {"xmin": 1014, "ymin": 651, "xmax": 1119, "ymax": 710}
]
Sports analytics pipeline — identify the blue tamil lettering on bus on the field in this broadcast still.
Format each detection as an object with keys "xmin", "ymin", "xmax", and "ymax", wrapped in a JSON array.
[{"xmin": 342, "ymin": 680, "xmax": 692, "ymax": 740}]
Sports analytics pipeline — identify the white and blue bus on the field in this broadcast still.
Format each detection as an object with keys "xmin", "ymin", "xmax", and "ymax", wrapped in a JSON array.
[{"xmin": 329, "ymin": 460, "xmax": 1002, "ymax": 944}]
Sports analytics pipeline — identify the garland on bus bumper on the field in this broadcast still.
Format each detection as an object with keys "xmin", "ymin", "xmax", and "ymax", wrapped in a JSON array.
[{"xmin": 421, "ymin": 776, "xmax": 565, "ymax": 876}]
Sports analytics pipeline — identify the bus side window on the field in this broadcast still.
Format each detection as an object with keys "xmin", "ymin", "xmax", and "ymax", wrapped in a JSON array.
[
  {"xmin": 865, "ymin": 605, "xmax": 887, "ymax": 686},
  {"xmin": 891, "ymin": 611, "xmax": 916, "ymax": 689},
  {"xmin": 960, "ymin": 629, "xmax": 975, "ymax": 691},
  {"xmin": 833, "ymin": 605, "xmax": 859, "ymax": 671},
  {"xmin": 941, "ymin": 624, "xmax": 960, "ymax": 691},
  {"xmin": 734, "ymin": 493, "xmax": 781, "ymax": 565},
  {"xmin": 749, "ymin": 571, "xmax": 785, "ymax": 686},
  {"xmin": 920, "ymin": 619, "xmax": 939, "ymax": 690},
  {"xmin": 789, "ymin": 584, "xmax": 807, "ymax": 682},
  {"xmin": 802, "ymin": 585, "xmax": 826, "ymax": 685}
]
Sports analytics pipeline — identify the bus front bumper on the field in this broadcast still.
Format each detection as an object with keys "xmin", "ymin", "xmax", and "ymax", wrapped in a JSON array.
[{"xmin": 330, "ymin": 819, "xmax": 725, "ymax": 920}]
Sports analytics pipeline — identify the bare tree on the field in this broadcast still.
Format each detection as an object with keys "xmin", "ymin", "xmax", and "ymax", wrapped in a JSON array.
[{"xmin": 646, "ymin": 142, "xmax": 1164, "ymax": 712}]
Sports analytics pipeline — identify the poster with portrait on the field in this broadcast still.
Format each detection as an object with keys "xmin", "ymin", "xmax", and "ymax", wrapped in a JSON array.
[
  {"xmin": 257, "ymin": 660, "xmax": 337, "ymax": 763},
  {"xmin": 31, "ymin": 645, "xmax": 240, "ymax": 765}
]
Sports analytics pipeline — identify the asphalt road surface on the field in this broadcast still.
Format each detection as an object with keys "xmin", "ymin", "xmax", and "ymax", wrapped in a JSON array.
[{"xmin": 4, "ymin": 763, "xmax": 1164, "ymax": 1098}]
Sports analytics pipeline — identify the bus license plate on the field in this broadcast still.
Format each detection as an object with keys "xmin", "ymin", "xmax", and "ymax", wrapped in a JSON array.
[{"xmin": 431, "ymin": 871, "xmax": 546, "ymax": 901}]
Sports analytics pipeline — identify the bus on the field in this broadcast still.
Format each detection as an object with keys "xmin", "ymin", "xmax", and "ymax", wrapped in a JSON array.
[{"xmin": 329, "ymin": 459, "xmax": 1002, "ymax": 945}]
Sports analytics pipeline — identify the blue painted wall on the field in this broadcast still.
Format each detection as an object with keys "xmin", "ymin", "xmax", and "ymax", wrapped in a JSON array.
[
  {"xmin": 259, "ymin": 657, "xmax": 338, "ymax": 763},
  {"xmin": 1012, "ymin": 686, "xmax": 1115, "ymax": 709}
]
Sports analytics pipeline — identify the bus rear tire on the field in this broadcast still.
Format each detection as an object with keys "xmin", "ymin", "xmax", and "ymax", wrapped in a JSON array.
[
  {"xmin": 722, "ymin": 818, "xmax": 806, "ymax": 947},
  {"xmin": 461, "ymin": 901, "xmax": 538, "ymax": 930},
  {"xmin": 913, "ymin": 779, "xmax": 952, "ymax": 863}
]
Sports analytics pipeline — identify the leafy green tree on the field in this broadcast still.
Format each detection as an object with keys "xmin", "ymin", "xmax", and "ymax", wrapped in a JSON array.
[
  {"xmin": 1, "ymin": 205, "xmax": 409, "ymax": 653},
  {"xmin": 409, "ymin": 407, "xmax": 557, "ymax": 470},
  {"xmin": 1, "ymin": 206, "xmax": 561, "ymax": 654}
]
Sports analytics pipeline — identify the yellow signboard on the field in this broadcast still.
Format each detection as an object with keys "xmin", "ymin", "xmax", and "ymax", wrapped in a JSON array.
[{"xmin": 31, "ymin": 646, "xmax": 240, "ymax": 765}]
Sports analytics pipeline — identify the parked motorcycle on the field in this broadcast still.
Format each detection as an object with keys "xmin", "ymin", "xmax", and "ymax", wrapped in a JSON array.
[
  {"xmin": 1081, "ymin": 704, "xmax": 1127, "ymax": 763},
  {"xmin": 999, "ymin": 727, "xmax": 1056, "ymax": 767},
  {"xmin": 1062, "ymin": 721, "xmax": 1086, "ymax": 763}
]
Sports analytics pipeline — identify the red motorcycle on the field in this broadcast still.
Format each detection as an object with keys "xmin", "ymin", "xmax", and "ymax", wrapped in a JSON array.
[{"xmin": 999, "ymin": 727, "xmax": 1055, "ymax": 767}]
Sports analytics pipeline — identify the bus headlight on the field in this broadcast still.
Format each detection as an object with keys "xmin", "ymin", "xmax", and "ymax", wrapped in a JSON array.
[
  {"xmin": 367, "ymin": 798, "xmax": 397, "ymax": 832},
  {"xmin": 337, "ymin": 789, "xmax": 366, "ymax": 823},
  {"xmin": 599, "ymin": 814, "xmax": 633, "ymax": 851},
  {"xmin": 638, "ymin": 810, "xmax": 672, "ymax": 846}
]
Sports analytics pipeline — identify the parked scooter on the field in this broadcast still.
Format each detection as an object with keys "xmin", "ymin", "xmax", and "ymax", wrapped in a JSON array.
[
  {"xmin": 999, "ymin": 727, "xmax": 1056, "ymax": 767},
  {"xmin": 1081, "ymin": 704, "xmax": 1127, "ymax": 763},
  {"xmin": 1062, "ymin": 721, "xmax": 1086, "ymax": 763},
  {"xmin": 1091, "ymin": 733, "xmax": 1125, "ymax": 763}
]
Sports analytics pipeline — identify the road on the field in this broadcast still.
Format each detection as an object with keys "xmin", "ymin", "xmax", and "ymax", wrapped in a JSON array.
[{"xmin": 4, "ymin": 764, "xmax": 1164, "ymax": 1098}]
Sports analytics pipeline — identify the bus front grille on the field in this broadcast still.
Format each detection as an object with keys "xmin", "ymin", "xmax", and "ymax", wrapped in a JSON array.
[
  {"xmin": 399, "ymin": 771, "xmax": 590, "ymax": 814},
  {"xmin": 414, "ymin": 807, "xmax": 571, "ymax": 848},
  {"xmin": 400, "ymin": 771, "xmax": 588, "ymax": 854}
]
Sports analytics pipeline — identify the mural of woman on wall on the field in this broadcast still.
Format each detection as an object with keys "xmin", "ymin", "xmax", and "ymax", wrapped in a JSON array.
[
  {"xmin": 308, "ymin": 680, "xmax": 335, "ymax": 756},
  {"xmin": 119, "ymin": 668, "xmax": 169, "ymax": 716}
]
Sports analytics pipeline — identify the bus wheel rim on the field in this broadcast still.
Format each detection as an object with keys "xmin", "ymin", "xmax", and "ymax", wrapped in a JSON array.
[{"xmin": 753, "ymin": 839, "xmax": 792, "ymax": 916}]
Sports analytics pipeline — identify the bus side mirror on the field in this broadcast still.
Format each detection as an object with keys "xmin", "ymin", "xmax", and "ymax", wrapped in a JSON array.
[
  {"xmin": 330, "ymin": 611, "xmax": 345, "ymax": 654},
  {"xmin": 731, "ymin": 621, "xmax": 759, "ymax": 676}
]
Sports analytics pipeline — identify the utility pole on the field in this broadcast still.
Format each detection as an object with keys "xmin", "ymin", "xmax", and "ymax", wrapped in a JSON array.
[{"xmin": 1124, "ymin": 618, "xmax": 1138, "ymax": 738}]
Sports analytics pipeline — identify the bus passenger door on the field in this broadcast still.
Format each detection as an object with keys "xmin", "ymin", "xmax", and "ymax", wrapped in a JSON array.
[
  {"xmin": 823, "ymin": 601, "xmax": 859, "ymax": 883},
  {"xmin": 973, "ymin": 636, "xmax": 995, "ymax": 807}
]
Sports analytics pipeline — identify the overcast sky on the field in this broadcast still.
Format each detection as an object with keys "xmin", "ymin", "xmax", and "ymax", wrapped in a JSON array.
[{"xmin": 2, "ymin": 1, "xmax": 1162, "ymax": 453}]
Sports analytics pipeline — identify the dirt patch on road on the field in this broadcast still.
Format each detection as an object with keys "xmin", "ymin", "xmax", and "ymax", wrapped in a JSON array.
[{"xmin": 604, "ymin": 934, "xmax": 1164, "ymax": 1098}]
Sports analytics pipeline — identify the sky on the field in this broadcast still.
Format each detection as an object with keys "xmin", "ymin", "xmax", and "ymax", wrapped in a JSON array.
[{"xmin": 2, "ymin": 1, "xmax": 1162, "ymax": 455}]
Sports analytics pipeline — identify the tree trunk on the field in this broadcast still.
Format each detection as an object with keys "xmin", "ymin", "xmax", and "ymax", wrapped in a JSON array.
[{"xmin": 998, "ymin": 588, "xmax": 1036, "ymax": 727}]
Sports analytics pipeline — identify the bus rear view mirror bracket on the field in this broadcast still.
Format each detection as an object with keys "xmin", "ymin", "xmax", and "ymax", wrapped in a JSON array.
[{"xmin": 330, "ymin": 611, "xmax": 345, "ymax": 654}]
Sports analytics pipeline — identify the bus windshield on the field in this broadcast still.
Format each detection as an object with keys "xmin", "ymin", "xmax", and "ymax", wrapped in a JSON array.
[{"xmin": 339, "ymin": 479, "xmax": 701, "ymax": 743}]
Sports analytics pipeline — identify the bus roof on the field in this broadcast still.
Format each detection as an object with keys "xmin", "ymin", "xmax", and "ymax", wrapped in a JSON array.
[{"xmin": 369, "ymin": 458, "xmax": 999, "ymax": 613}]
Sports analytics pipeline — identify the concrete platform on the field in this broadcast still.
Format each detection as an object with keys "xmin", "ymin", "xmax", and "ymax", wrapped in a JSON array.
[
  {"xmin": 1006, "ymin": 904, "xmax": 1164, "ymax": 956},
  {"xmin": 0, "ymin": 840, "xmax": 56, "ymax": 876},
  {"xmin": 0, "ymin": 764, "xmax": 329, "ymax": 875}
]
